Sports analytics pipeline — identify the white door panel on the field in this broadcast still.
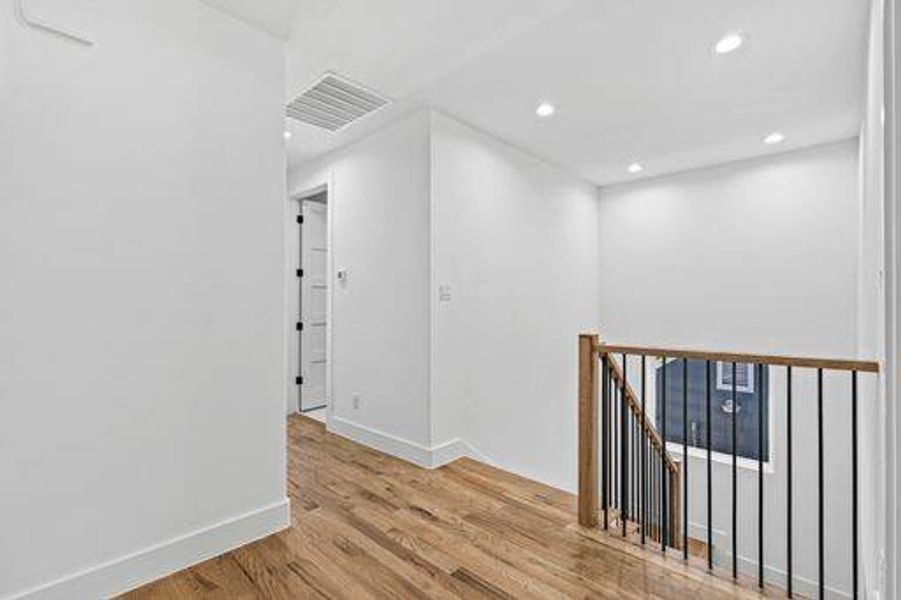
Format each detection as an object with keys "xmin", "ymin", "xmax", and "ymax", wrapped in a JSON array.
[{"xmin": 300, "ymin": 199, "xmax": 328, "ymax": 411}]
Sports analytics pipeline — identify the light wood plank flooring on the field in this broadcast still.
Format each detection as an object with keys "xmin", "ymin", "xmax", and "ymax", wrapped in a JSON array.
[{"xmin": 123, "ymin": 415, "xmax": 772, "ymax": 599}]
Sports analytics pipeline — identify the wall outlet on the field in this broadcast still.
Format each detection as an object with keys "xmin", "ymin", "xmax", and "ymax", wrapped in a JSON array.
[{"xmin": 352, "ymin": 393, "xmax": 361, "ymax": 409}]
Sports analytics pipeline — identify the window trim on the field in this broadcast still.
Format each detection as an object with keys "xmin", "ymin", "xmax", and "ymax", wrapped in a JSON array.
[
  {"xmin": 666, "ymin": 442, "xmax": 775, "ymax": 473},
  {"xmin": 716, "ymin": 360, "xmax": 755, "ymax": 394}
]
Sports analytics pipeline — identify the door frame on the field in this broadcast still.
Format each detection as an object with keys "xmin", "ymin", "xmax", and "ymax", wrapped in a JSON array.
[{"xmin": 285, "ymin": 177, "xmax": 334, "ymax": 419}]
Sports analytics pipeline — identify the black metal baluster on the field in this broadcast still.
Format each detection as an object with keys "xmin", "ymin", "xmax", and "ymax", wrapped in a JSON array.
[
  {"xmin": 631, "ymin": 414, "xmax": 635, "ymax": 530},
  {"xmin": 818, "ymin": 368, "xmax": 824, "ymax": 598},
  {"xmin": 631, "ymin": 413, "xmax": 635, "ymax": 521},
  {"xmin": 662, "ymin": 356, "xmax": 668, "ymax": 553},
  {"xmin": 787, "ymin": 366, "xmax": 793, "ymax": 598},
  {"xmin": 683, "ymin": 358, "xmax": 689, "ymax": 560},
  {"xmin": 634, "ymin": 417, "xmax": 639, "ymax": 522},
  {"xmin": 852, "ymin": 370, "xmax": 859, "ymax": 599},
  {"xmin": 660, "ymin": 448, "xmax": 663, "ymax": 545},
  {"xmin": 671, "ymin": 465, "xmax": 677, "ymax": 546},
  {"xmin": 706, "ymin": 360, "xmax": 713, "ymax": 570},
  {"xmin": 608, "ymin": 368, "xmax": 619, "ymax": 514},
  {"xmin": 621, "ymin": 354, "xmax": 628, "ymax": 536},
  {"xmin": 650, "ymin": 448, "xmax": 656, "ymax": 543},
  {"xmin": 646, "ymin": 446, "xmax": 657, "ymax": 541},
  {"xmin": 644, "ymin": 431, "xmax": 649, "ymax": 540},
  {"xmin": 635, "ymin": 417, "xmax": 639, "ymax": 522},
  {"xmin": 629, "ymin": 412, "xmax": 633, "ymax": 523},
  {"xmin": 660, "ymin": 452, "xmax": 664, "ymax": 546},
  {"xmin": 757, "ymin": 364, "xmax": 764, "ymax": 588},
  {"xmin": 641, "ymin": 356, "xmax": 647, "ymax": 545},
  {"xmin": 633, "ymin": 415, "xmax": 638, "ymax": 522},
  {"xmin": 606, "ymin": 364, "xmax": 611, "ymax": 524},
  {"xmin": 732, "ymin": 361, "xmax": 738, "ymax": 580},
  {"xmin": 653, "ymin": 449, "xmax": 658, "ymax": 543},
  {"xmin": 657, "ymin": 450, "xmax": 661, "ymax": 545},
  {"xmin": 602, "ymin": 357, "xmax": 609, "ymax": 530},
  {"xmin": 614, "ymin": 374, "xmax": 619, "ymax": 516}
]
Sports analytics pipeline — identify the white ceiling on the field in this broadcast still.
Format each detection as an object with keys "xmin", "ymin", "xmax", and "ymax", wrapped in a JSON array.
[
  {"xmin": 282, "ymin": 0, "xmax": 581, "ymax": 164},
  {"xmin": 277, "ymin": 0, "xmax": 869, "ymax": 185},
  {"xmin": 198, "ymin": 0, "xmax": 307, "ymax": 38}
]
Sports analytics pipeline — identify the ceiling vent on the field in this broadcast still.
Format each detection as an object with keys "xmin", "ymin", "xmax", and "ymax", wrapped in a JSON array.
[{"xmin": 286, "ymin": 73, "xmax": 390, "ymax": 132}]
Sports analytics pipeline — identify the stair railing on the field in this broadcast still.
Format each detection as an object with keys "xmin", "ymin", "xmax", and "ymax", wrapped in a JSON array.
[{"xmin": 577, "ymin": 333, "xmax": 879, "ymax": 598}]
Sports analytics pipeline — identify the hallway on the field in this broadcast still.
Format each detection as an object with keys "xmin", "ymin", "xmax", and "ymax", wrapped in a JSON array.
[{"xmin": 125, "ymin": 416, "xmax": 773, "ymax": 599}]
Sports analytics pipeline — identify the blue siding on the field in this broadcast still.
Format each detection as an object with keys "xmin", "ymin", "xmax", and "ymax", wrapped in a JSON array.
[{"xmin": 655, "ymin": 359, "xmax": 769, "ymax": 461}]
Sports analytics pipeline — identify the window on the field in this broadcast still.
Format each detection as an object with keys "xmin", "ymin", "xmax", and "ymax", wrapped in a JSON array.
[
  {"xmin": 717, "ymin": 361, "xmax": 754, "ymax": 393},
  {"xmin": 655, "ymin": 359, "xmax": 769, "ymax": 462}
]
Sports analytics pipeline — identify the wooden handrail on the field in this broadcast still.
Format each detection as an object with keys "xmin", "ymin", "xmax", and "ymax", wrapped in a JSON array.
[
  {"xmin": 602, "ymin": 354, "xmax": 679, "ymax": 474},
  {"xmin": 596, "ymin": 343, "xmax": 879, "ymax": 373}
]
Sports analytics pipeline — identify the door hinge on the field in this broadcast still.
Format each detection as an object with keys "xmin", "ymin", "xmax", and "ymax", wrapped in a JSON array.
[
  {"xmin": 296, "ymin": 268, "xmax": 303, "ymax": 278},
  {"xmin": 296, "ymin": 321, "xmax": 303, "ymax": 331},
  {"xmin": 297, "ymin": 215, "xmax": 304, "ymax": 224},
  {"xmin": 296, "ymin": 376, "xmax": 303, "ymax": 385}
]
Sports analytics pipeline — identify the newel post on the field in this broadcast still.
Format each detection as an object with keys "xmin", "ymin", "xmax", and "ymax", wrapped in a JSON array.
[{"xmin": 578, "ymin": 333, "xmax": 599, "ymax": 527}]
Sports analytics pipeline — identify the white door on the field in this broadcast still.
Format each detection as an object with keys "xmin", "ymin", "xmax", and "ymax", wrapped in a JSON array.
[{"xmin": 300, "ymin": 199, "xmax": 327, "ymax": 411}]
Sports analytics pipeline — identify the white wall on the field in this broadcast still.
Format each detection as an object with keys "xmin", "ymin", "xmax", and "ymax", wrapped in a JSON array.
[
  {"xmin": 600, "ymin": 140, "xmax": 859, "ymax": 354},
  {"xmin": 0, "ymin": 2, "xmax": 288, "ymax": 598},
  {"xmin": 599, "ymin": 140, "xmax": 862, "ymax": 597},
  {"xmin": 286, "ymin": 110, "xmax": 599, "ymax": 486},
  {"xmin": 287, "ymin": 112, "xmax": 433, "ymax": 456},
  {"xmin": 429, "ymin": 112, "xmax": 599, "ymax": 491},
  {"xmin": 886, "ymin": 1, "xmax": 901, "ymax": 597},
  {"xmin": 858, "ymin": 0, "xmax": 888, "ymax": 597}
]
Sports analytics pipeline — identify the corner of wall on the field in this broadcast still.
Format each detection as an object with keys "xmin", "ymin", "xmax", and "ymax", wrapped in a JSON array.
[
  {"xmin": 427, "ymin": 107, "xmax": 438, "ymax": 452},
  {"xmin": 326, "ymin": 415, "xmax": 481, "ymax": 469}
]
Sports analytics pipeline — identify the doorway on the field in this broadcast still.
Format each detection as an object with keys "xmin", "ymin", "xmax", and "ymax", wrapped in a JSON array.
[{"xmin": 295, "ymin": 190, "xmax": 328, "ymax": 414}]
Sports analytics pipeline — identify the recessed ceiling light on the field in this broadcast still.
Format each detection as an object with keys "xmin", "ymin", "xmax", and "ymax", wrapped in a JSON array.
[
  {"xmin": 283, "ymin": 130, "xmax": 292, "ymax": 140},
  {"xmin": 714, "ymin": 32, "xmax": 745, "ymax": 55},
  {"xmin": 763, "ymin": 131, "xmax": 785, "ymax": 145},
  {"xmin": 536, "ymin": 102, "xmax": 555, "ymax": 117},
  {"xmin": 627, "ymin": 163, "xmax": 643, "ymax": 174}
]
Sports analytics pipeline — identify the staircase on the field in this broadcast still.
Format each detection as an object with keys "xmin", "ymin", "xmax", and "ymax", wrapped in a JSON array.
[
  {"xmin": 577, "ymin": 333, "xmax": 880, "ymax": 599},
  {"xmin": 581, "ymin": 344, "xmax": 684, "ymax": 551}
]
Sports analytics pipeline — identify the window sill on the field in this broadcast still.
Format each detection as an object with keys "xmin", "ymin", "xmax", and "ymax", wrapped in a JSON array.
[{"xmin": 665, "ymin": 442, "xmax": 775, "ymax": 475}]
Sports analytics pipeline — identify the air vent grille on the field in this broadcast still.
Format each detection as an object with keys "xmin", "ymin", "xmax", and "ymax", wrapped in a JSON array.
[{"xmin": 286, "ymin": 73, "xmax": 390, "ymax": 131}]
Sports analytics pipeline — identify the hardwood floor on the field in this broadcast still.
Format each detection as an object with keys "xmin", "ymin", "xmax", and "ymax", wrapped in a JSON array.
[{"xmin": 123, "ymin": 415, "xmax": 774, "ymax": 599}]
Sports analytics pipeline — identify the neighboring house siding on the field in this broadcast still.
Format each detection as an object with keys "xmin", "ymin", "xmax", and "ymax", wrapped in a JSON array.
[{"xmin": 655, "ymin": 359, "xmax": 769, "ymax": 461}]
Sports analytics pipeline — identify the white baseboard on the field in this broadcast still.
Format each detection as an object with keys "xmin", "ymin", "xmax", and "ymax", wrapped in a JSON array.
[
  {"xmin": 327, "ymin": 416, "xmax": 480, "ymax": 469},
  {"xmin": 430, "ymin": 437, "xmax": 483, "ymax": 467},
  {"xmin": 328, "ymin": 416, "xmax": 433, "ymax": 466},
  {"xmin": 7, "ymin": 498, "xmax": 290, "ymax": 600},
  {"xmin": 679, "ymin": 522, "xmax": 851, "ymax": 599},
  {"xmin": 698, "ymin": 546, "xmax": 850, "ymax": 600}
]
